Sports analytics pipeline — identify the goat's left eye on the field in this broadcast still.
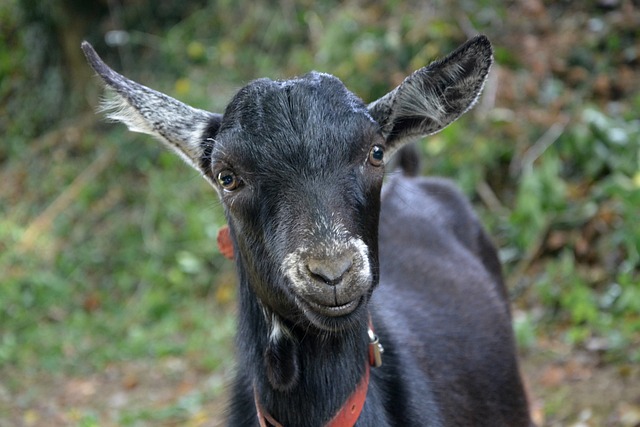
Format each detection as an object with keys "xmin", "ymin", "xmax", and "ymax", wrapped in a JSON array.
[
  {"xmin": 217, "ymin": 169, "xmax": 240, "ymax": 191},
  {"xmin": 368, "ymin": 145, "xmax": 384, "ymax": 167}
]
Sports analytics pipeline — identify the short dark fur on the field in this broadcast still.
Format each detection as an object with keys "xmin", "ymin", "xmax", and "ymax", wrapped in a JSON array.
[{"xmin": 82, "ymin": 35, "xmax": 532, "ymax": 426}]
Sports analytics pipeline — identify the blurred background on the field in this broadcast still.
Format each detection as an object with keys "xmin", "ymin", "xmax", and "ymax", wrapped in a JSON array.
[{"xmin": 1, "ymin": 0, "xmax": 639, "ymax": 425}]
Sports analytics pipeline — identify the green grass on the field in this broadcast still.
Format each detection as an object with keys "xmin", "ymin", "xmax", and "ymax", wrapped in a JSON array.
[{"xmin": 1, "ymin": 130, "xmax": 235, "ymax": 356}]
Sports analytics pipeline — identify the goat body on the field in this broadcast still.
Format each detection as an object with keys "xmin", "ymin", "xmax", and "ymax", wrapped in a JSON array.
[{"xmin": 82, "ymin": 35, "xmax": 532, "ymax": 426}]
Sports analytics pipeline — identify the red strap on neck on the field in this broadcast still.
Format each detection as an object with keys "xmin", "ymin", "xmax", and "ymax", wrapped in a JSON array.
[
  {"xmin": 326, "ymin": 362, "xmax": 370, "ymax": 427},
  {"xmin": 255, "ymin": 389, "xmax": 284, "ymax": 427}
]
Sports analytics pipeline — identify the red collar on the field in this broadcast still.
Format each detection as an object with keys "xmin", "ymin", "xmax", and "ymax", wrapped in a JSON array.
[
  {"xmin": 219, "ymin": 226, "xmax": 384, "ymax": 426},
  {"xmin": 255, "ymin": 323, "xmax": 383, "ymax": 427}
]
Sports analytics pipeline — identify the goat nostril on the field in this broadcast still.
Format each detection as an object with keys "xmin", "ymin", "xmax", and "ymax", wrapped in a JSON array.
[{"xmin": 306, "ymin": 255, "xmax": 353, "ymax": 285}]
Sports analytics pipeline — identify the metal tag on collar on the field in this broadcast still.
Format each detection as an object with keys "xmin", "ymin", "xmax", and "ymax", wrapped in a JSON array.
[{"xmin": 368, "ymin": 328, "xmax": 384, "ymax": 368}]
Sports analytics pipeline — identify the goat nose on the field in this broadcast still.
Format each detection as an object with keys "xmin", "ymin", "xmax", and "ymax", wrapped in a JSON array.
[{"xmin": 306, "ymin": 254, "xmax": 353, "ymax": 285}]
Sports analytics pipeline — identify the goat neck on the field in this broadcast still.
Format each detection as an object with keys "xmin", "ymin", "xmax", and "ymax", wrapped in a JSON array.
[
  {"xmin": 218, "ymin": 224, "xmax": 383, "ymax": 426},
  {"xmin": 232, "ymin": 243, "xmax": 373, "ymax": 426},
  {"xmin": 254, "ymin": 344, "xmax": 374, "ymax": 427}
]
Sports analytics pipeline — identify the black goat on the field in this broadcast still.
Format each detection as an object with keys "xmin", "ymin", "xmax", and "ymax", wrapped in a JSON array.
[{"xmin": 82, "ymin": 35, "xmax": 532, "ymax": 426}]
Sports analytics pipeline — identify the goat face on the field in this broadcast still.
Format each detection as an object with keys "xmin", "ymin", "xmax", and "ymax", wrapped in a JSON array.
[
  {"xmin": 210, "ymin": 73, "xmax": 384, "ymax": 331},
  {"xmin": 81, "ymin": 35, "xmax": 493, "ymax": 332}
]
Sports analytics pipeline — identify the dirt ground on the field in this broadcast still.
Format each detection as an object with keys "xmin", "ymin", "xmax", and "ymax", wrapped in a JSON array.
[
  {"xmin": 522, "ymin": 350, "xmax": 640, "ymax": 426},
  {"xmin": 3, "ymin": 345, "xmax": 639, "ymax": 426}
]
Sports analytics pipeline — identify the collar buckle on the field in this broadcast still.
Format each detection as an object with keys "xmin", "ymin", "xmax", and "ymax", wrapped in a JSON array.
[{"xmin": 367, "ymin": 327, "xmax": 384, "ymax": 368}]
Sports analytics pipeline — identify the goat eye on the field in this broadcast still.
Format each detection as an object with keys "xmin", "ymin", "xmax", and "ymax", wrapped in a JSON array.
[
  {"xmin": 217, "ymin": 169, "xmax": 239, "ymax": 191},
  {"xmin": 368, "ymin": 145, "xmax": 384, "ymax": 166}
]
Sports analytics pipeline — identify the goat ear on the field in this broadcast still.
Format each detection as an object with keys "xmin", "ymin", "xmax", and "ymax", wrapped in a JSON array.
[
  {"xmin": 81, "ymin": 42, "xmax": 222, "ymax": 177},
  {"xmin": 367, "ymin": 35, "xmax": 492, "ymax": 153}
]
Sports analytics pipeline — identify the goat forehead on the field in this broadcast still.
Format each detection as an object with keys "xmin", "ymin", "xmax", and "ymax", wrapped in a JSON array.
[
  {"xmin": 226, "ymin": 71, "xmax": 372, "ymax": 119},
  {"xmin": 216, "ymin": 72, "xmax": 379, "ymax": 163}
]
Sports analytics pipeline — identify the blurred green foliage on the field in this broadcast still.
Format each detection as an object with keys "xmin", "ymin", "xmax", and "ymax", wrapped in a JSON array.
[
  {"xmin": 1, "ymin": 0, "xmax": 639, "ymax": 424},
  {"xmin": 505, "ymin": 110, "xmax": 640, "ymax": 360}
]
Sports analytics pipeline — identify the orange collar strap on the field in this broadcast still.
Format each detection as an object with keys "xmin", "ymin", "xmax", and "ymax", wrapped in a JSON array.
[{"xmin": 325, "ymin": 362, "xmax": 371, "ymax": 427}]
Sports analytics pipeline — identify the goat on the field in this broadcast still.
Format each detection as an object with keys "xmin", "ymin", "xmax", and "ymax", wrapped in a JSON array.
[{"xmin": 82, "ymin": 35, "xmax": 532, "ymax": 426}]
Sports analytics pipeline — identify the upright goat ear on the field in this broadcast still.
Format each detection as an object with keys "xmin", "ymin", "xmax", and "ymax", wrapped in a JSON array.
[
  {"xmin": 81, "ymin": 42, "xmax": 222, "ymax": 179},
  {"xmin": 367, "ymin": 35, "xmax": 493, "ymax": 154}
]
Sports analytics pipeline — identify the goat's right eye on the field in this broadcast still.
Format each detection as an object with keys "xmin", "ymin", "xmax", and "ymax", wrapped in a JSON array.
[
  {"xmin": 368, "ymin": 145, "xmax": 384, "ymax": 167},
  {"xmin": 217, "ymin": 169, "xmax": 240, "ymax": 191}
]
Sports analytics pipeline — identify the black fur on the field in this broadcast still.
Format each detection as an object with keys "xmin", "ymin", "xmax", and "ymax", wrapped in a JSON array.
[{"xmin": 82, "ymin": 35, "xmax": 532, "ymax": 426}]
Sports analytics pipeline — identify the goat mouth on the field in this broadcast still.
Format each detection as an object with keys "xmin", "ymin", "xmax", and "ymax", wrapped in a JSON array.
[
  {"xmin": 304, "ymin": 297, "xmax": 360, "ymax": 317},
  {"xmin": 295, "ymin": 295, "xmax": 364, "ymax": 328}
]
